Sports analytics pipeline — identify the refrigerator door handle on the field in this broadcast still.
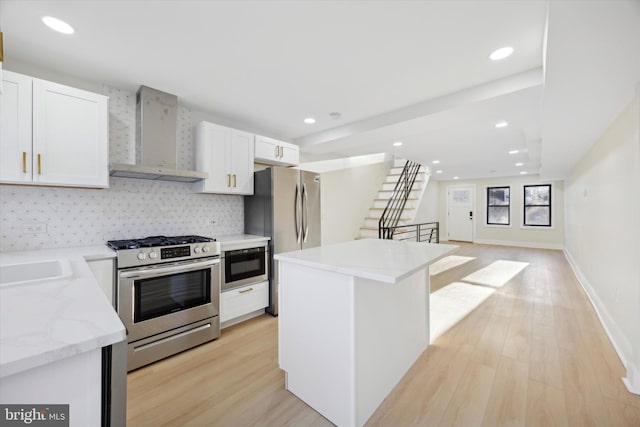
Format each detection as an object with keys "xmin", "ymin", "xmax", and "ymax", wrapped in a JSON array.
[
  {"xmin": 294, "ymin": 184, "xmax": 302, "ymax": 243},
  {"xmin": 302, "ymin": 183, "xmax": 309, "ymax": 242}
]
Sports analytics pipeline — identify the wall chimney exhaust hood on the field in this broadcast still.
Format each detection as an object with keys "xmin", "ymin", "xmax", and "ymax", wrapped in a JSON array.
[{"xmin": 109, "ymin": 86, "xmax": 208, "ymax": 182}]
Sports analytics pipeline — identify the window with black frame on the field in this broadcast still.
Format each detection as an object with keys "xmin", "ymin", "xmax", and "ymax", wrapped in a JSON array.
[
  {"xmin": 486, "ymin": 186, "xmax": 510, "ymax": 225},
  {"xmin": 523, "ymin": 184, "xmax": 552, "ymax": 227}
]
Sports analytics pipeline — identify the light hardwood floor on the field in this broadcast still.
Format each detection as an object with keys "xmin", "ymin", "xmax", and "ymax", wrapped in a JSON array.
[{"xmin": 127, "ymin": 243, "xmax": 640, "ymax": 426}]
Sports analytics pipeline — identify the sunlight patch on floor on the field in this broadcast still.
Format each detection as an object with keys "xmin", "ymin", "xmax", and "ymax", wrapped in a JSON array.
[
  {"xmin": 461, "ymin": 260, "xmax": 529, "ymax": 288},
  {"xmin": 430, "ymin": 282, "xmax": 495, "ymax": 342},
  {"xmin": 429, "ymin": 255, "xmax": 476, "ymax": 276}
]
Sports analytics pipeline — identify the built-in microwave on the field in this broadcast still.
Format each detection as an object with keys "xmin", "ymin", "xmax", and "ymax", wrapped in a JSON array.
[{"xmin": 221, "ymin": 246, "xmax": 268, "ymax": 291}]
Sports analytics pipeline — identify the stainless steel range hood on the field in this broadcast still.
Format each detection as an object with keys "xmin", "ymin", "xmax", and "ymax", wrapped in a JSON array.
[{"xmin": 110, "ymin": 86, "xmax": 208, "ymax": 182}]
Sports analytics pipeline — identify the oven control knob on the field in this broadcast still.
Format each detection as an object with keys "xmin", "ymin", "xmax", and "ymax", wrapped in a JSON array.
[
  {"xmin": 137, "ymin": 252, "xmax": 146, "ymax": 260},
  {"xmin": 149, "ymin": 251, "xmax": 158, "ymax": 259},
  {"xmin": 202, "ymin": 246, "xmax": 210, "ymax": 253},
  {"xmin": 194, "ymin": 246, "xmax": 201, "ymax": 254}
]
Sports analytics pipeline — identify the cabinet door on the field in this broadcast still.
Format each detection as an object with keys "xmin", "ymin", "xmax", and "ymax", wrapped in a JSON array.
[
  {"xmin": 254, "ymin": 135, "xmax": 299, "ymax": 167},
  {"xmin": 279, "ymin": 141, "xmax": 300, "ymax": 166},
  {"xmin": 229, "ymin": 129, "xmax": 254, "ymax": 194},
  {"xmin": 195, "ymin": 121, "xmax": 232, "ymax": 193},
  {"xmin": 0, "ymin": 71, "xmax": 33, "ymax": 184},
  {"xmin": 32, "ymin": 79, "xmax": 109, "ymax": 188},
  {"xmin": 254, "ymin": 136, "xmax": 279, "ymax": 164},
  {"xmin": 220, "ymin": 281, "xmax": 268, "ymax": 323}
]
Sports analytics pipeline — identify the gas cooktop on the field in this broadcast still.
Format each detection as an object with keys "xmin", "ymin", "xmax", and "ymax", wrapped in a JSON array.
[{"xmin": 107, "ymin": 235, "xmax": 215, "ymax": 251}]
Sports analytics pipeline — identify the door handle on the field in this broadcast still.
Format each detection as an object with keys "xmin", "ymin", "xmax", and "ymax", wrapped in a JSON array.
[
  {"xmin": 294, "ymin": 184, "xmax": 302, "ymax": 244},
  {"xmin": 227, "ymin": 174, "xmax": 231, "ymax": 187},
  {"xmin": 275, "ymin": 145, "xmax": 279, "ymax": 158},
  {"xmin": 302, "ymin": 184, "xmax": 309, "ymax": 243},
  {"xmin": 37, "ymin": 154, "xmax": 42, "ymax": 175},
  {"xmin": 233, "ymin": 174, "xmax": 237, "ymax": 187},
  {"xmin": 22, "ymin": 152, "xmax": 27, "ymax": 173},
  {"xmin": 469, "ymin": 211, "xmax": 473, "ymax": 219}
]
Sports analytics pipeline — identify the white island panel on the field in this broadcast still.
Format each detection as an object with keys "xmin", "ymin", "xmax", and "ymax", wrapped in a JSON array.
[
  {"xmin": 279, "ymin": 265, "xmax": 356, "ymax": 427},
  {"xmin": 355, "ymin": 269, "xmax": 429, "ymax": 426}
]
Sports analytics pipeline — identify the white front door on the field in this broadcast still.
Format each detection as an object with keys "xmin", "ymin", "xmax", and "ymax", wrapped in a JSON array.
[{"xmin": 447, "ymin": 185, "xmax": 475, "ymax": 242}]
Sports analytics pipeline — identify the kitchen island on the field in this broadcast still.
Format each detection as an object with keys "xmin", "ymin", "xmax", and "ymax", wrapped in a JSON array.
[{"xmin": 275, "ymin": 238, "xmax": 457, "ymax": 427}]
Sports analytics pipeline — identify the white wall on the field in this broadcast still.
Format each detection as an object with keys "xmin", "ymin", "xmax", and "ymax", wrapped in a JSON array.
[
  {"xmin": 321, "ymin": 161, "xmax": 392, "ymax": 245},
  {"xmin": 564, "ymin": 93, "xmax": 640, "ymax": 394},
  {"xmin": 413, "ymin": 177, "xmax": 439, "ymax": 224},
  {"xmin": 436, "ymin": 175, "xmax": 565, "ymax": 249}
]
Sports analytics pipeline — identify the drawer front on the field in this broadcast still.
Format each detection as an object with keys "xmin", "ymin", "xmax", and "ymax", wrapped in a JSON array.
[{"xmin": 220, "ymin": 281, "xmax": 269, "ymax": 322}]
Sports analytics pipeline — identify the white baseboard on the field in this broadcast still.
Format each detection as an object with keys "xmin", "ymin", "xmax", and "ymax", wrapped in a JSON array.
[
  {"xmin": 563, "ymin": 249, "xmax": 639, "ymax": 395},
  {"xmin": 473, "ymin": 238, "xmax": 564, "ymax": 250},
  {"xmin": 221, "ymin": 309, "xmax": 266, "ymax": 329}
]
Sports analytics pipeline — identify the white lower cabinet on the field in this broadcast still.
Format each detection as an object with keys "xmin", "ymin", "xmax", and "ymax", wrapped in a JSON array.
[
  {"xmin": 220, "ymin": 281, "xmax": 269, "ymax": 327},
  {"xmin": 0, "ymin": 348, "xmax": 102, "ymax": 427}
]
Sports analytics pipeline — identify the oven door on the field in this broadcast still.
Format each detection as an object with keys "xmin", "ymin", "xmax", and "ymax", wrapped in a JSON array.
[
  {"xmin": 222, "ymin": 246, "xmax": 268, "ymax": 291},
  {"xmin": 118, "ymin": 258, "xmax": 220, "ymax": 343}
]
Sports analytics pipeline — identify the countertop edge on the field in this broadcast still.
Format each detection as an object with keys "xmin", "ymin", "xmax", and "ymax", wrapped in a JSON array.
[
  {"xmin": 275, "ymin": 241, "xmax": 458, "ymax": 284},
  {"xmin": 0, "ymin": 246, "xmax": 125, "ymax": 379}
]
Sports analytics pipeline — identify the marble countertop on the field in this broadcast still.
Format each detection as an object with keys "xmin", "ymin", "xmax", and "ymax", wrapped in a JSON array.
[
  {"xmin": 275, "ymin": 239, "xmax": 458, "ymax": 284},
  {"xmin": 0, "ymin": 245, "xmax": 125, "ymax": 378},
  {"xmin": 217, "ymin": 234, "xmax": 270, "ymax": 251}
]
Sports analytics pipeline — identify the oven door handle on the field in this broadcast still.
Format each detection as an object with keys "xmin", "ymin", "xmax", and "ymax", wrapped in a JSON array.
[{"xmin": 120, "ymin": 259, "xmax": 219, "ymax": 279}]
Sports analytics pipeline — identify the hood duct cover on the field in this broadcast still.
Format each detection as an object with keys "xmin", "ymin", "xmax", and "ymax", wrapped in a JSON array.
[{"xmin": 110, "ymin": 85, "xmax": 208, "ymax": 182}]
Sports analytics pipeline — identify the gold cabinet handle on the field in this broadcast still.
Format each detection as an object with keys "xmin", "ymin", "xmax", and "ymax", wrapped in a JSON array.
[
  {"xmin": 239, "ymin": 287, "xmax": 254, "ymax": 294},
  {"xmin": 233, "ymin": 174, "xmax": 237, "ymax": 187},
  {"xmin": 280, "ymin": 146, "xmax": 283, "ymax": 158},
  {"xmin": 275, "ymin": 145, "xmax": 279, "ymax": 158},
  {"xmin": 22, "ymin": 152, "xmax": 27, "ymax": 173},
  {"xmin": 37, "ymin": 154, "xmax": 42, "ymax": 175},
  {"xmin": 227, "ymin": 174, "xmax": 231, "ymax": 187}
]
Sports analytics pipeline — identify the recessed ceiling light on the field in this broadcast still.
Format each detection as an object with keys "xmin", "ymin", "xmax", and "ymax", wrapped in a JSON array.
[
  {"xmin": 432, "ymin": 160, "xmax": 440, "ymax": 164},
  {"xmin": 42, "ymin": 16, "xmax": 74, "ymax": 34},
  {"xmin": 393, "ymin": 141, "xmax": 403, "ymax": 147},
  {"xmin": 495, "ymin": 121, "xmax": 508, "ymax": 128},
  {"xmin": 489, "ymin": 46, "xmax": 514, "ymax": 61},
  {"xmin": 436, "ymin": 170, "xmax": 443, "ymax": 174},
  {"xmin": 508, "ymin": 150, "xmax": 519, "ymax": 154},
  {"xmin": 303, "ymin": 117, "xmax": 316, "ymax": 124},
  {"xmin": 453, "ymin": 176, "xmax": 460, "ymax": 180},
  {"xmin": 515, "ymin": 162, "xmax": 524, "ymax": 166},
  {"xmin": 520, "ymin": 171, "xmax": 527, "ymax": 175}
]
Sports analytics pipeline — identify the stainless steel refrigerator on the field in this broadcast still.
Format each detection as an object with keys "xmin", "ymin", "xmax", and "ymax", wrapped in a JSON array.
[{"xmin": 244, "ymin": 167, "xmax": 321, "ymax": 315}]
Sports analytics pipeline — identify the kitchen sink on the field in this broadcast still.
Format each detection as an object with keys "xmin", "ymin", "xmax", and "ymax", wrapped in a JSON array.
[{"xmin": 0, "ymin": 259, "xmax": 73, "ymax": 288}]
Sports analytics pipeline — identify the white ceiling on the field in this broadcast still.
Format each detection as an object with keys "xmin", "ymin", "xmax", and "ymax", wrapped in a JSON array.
[{"xmin": 1, "ymin": 0, "xmax": 639, "ymax": 180}]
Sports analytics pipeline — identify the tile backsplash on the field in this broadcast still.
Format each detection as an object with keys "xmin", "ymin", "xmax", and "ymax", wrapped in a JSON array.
[{"xmin": 0, "ymin": 86, "xmax": 244, "ymax": 252}]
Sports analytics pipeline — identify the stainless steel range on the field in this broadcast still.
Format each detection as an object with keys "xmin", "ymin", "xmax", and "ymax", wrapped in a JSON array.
[{"xmin": 107, "ymin": 235, "xmax": 221, "ymax": 371}]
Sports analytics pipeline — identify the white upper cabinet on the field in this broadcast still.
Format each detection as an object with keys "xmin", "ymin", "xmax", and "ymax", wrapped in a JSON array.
[
  {"xmin": 254, "ymin": 135, "xmax": 299, "ymax": 167},
  {"xmin": 195, "ymin": 121, "xmax": 254, "ymax": 195},
  {"xmin": 0, "ymin": 70, "xmax": 109, "ymax": 188},
  {"xmin": 0, "ymin": 71, "xmax": 32, "ymax": 184}
]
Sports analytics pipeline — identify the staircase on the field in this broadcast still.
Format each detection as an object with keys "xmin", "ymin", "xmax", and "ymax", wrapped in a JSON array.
[{"xmin": 358, "ymin": 159, "xmax": 429, "ymax": 239}]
